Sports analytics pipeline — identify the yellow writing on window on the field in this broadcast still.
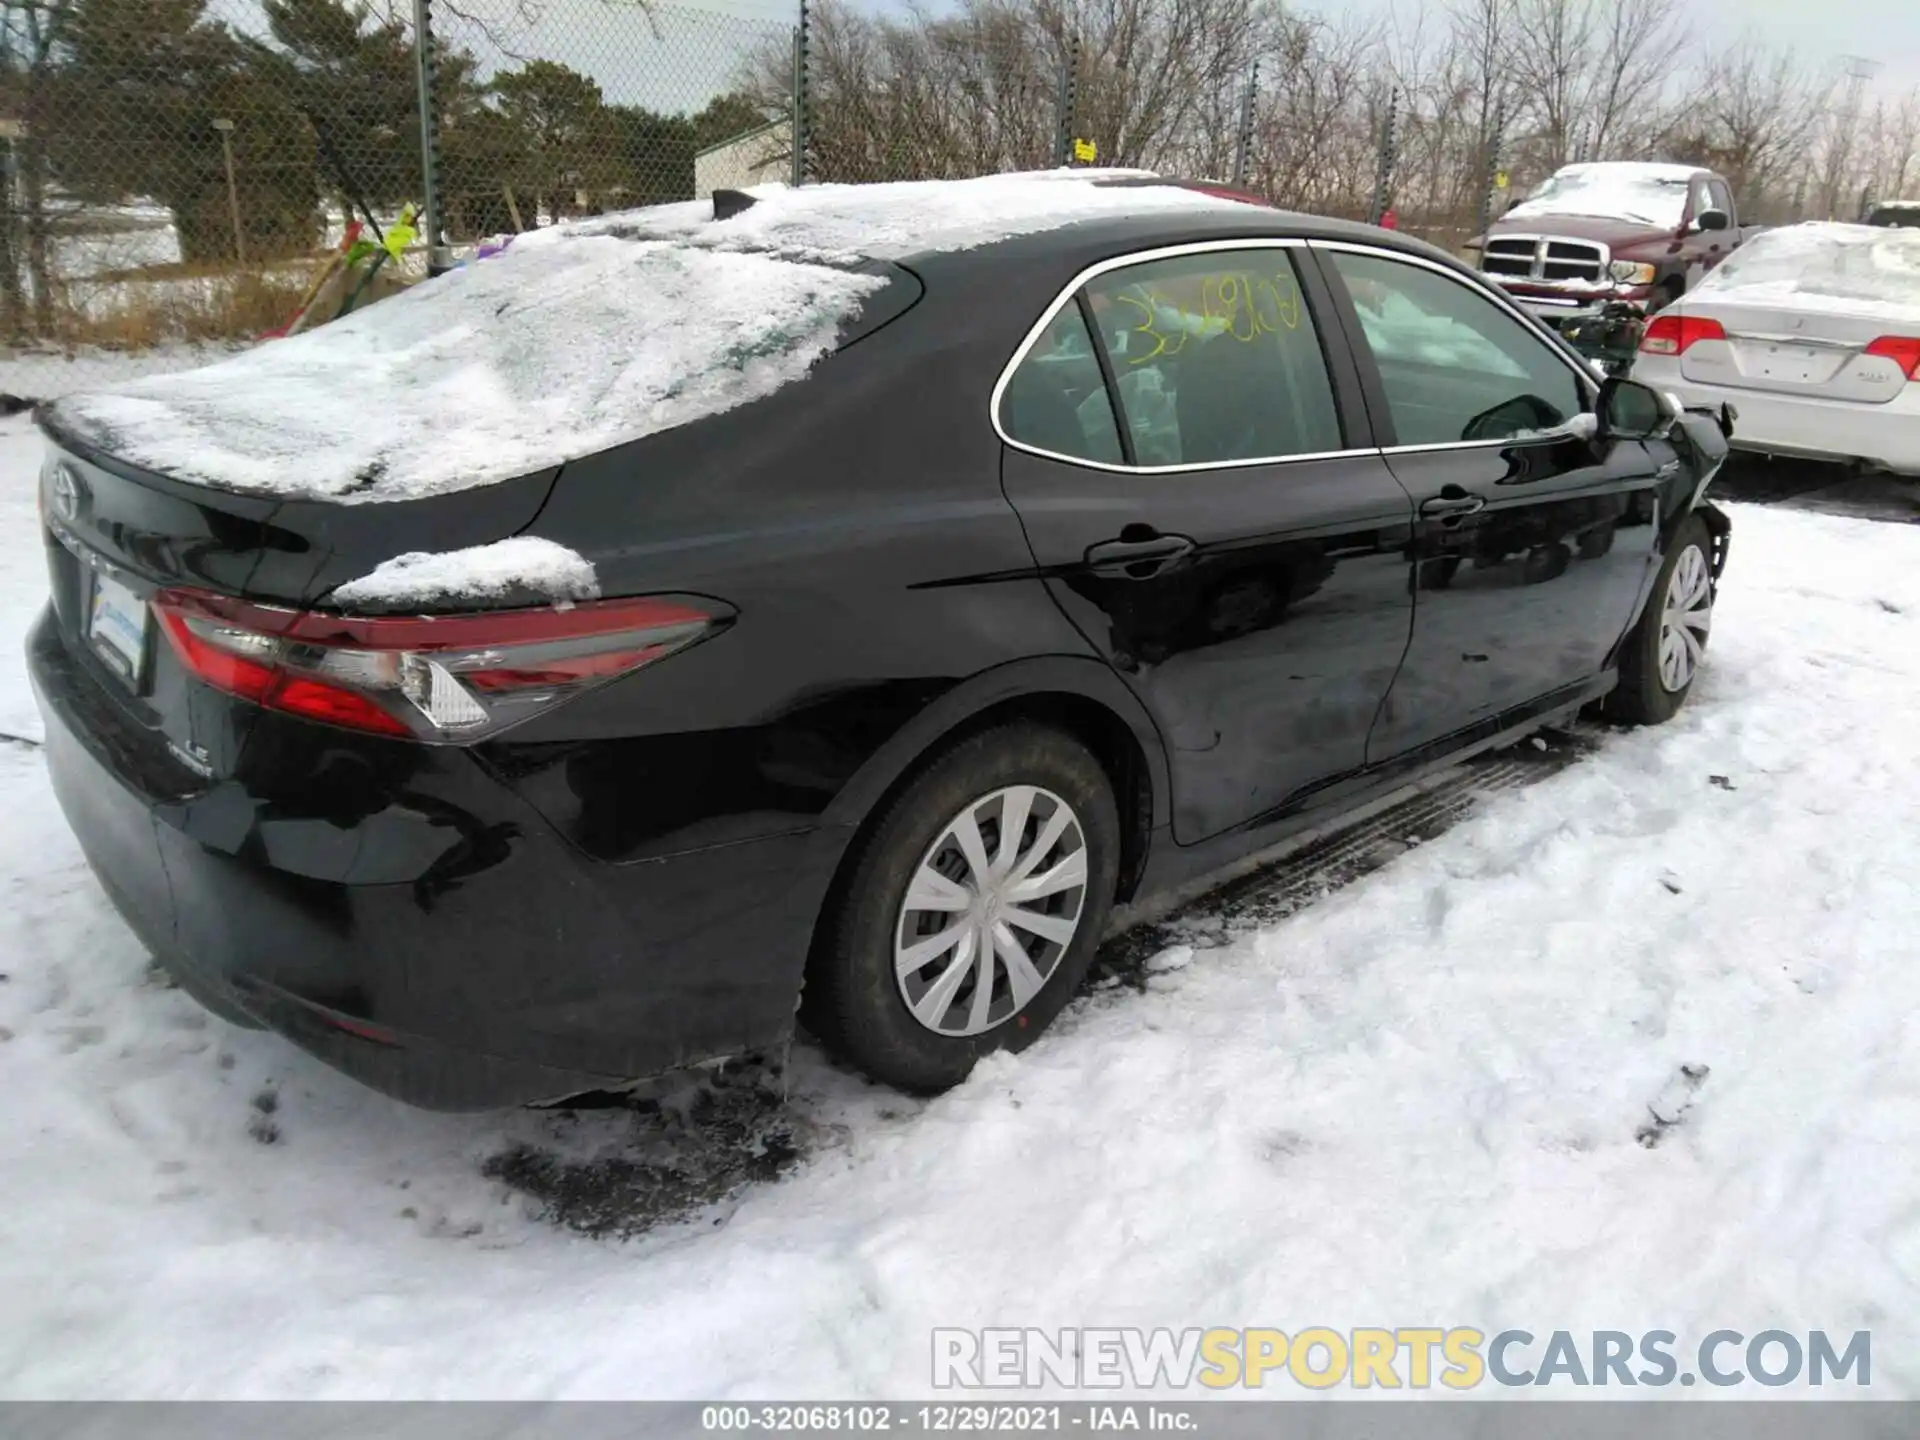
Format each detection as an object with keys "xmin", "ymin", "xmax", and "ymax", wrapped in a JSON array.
[{"xmin": 1109, "ymin": 271, "xmax": 1303, "ymax": 366}]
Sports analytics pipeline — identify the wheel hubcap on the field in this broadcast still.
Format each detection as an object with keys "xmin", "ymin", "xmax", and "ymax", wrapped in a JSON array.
[
  {"xmin": 1658, "ymin": 543, "xmax": 1713, "ymax": 693},
  {"xmin": 894, "ymin": 785, "xmax": 1088, "ymax": 1038}
]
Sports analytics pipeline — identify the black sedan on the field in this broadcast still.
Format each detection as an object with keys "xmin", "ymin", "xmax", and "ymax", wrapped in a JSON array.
[{"xmin": 27, "ymin": 173, "xmax": 1732, "ymax": 1109}]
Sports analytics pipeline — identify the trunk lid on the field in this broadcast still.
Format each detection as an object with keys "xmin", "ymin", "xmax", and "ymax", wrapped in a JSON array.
[
  {"xmin": 1675, "ymin": 223, "xmax": 1920, "ymax": 403},
  {"xmin": 1676, "ymin": 299, "xmax": 1914, "ymax": 403},
  {"xmin": 36, "ymin": 416, "xmax": 558, "ymax": 776}
]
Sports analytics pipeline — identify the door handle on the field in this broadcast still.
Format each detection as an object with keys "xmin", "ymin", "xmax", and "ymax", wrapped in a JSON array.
[
  {"xmin": 1085, "ymin": 532, "xmax": 1196, "ymax": 577},
  {"xmin": 1419, "ymin": 490, "xmax": 1486, "ymax": 519}
]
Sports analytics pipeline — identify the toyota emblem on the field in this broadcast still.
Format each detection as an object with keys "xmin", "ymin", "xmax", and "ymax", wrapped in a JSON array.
[{"xmin": 49, "ymin": 461, "xmax": 80, "ymax": 523}]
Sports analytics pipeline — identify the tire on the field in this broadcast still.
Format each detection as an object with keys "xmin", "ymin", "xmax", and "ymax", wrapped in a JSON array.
[
  {"xmin": 1605, "ymin": 513, "xmax": 1715, "ymax": 725},
  {"xmin": 803, "ymin": 723, "xmax": 1121, "ymax": 1093}
]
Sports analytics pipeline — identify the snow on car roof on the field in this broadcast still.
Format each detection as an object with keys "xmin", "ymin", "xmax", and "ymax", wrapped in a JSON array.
[
  {"xmin": 543, "ymin": 169, "xmax": 1242, "ymax": 264},
  {"xmin": 1548, "ymin": 161, "xmax": 1702, "ymax": 182},
  {"xmin": 1691, "ymin": 221, "xmax": 1920, "ymax": 321},
  {"xmin": 49, "ymin": 173, "xmax": 1236, "ymax": 505},
  {"xmin": 1505, "ymin": 162, "xmax": 1700, "ymax": 227}
]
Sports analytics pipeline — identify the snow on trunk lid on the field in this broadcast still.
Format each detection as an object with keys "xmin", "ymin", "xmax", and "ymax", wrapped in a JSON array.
[{"xmin": 45, "ymin": 235, "xmax": 893, "ymax": 505}]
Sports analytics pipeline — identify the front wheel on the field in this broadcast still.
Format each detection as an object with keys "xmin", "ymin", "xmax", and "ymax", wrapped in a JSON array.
[
  {"xmin": 803, "ymin": 723, "xmax": 1121, "ymax": 1093},
  {"xmin": 1605, "ymin": 514, "xmax": 1716, "ymax": 724}
]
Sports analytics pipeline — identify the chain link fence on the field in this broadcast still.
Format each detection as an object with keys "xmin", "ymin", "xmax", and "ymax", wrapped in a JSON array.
[
  {"xmin": 426, "ymin": 0, "xmax": 793, "ymax": 241},
  {"xmin": 0, "ymin": 0, "xmax": 1436, "ymax": 401},
  {"xmin": 0, "ymin": 0, "xmax": 795, "ymax": 398}
]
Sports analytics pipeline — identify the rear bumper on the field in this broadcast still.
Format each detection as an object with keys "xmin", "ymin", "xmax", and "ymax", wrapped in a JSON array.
[
  {"xmin": 1636, "ymin": 363, "xmax": 1920, "ymax": 474},
  {"xmin": 29, "ymin": 607, "xmax": 840, "ymax": 1109}
]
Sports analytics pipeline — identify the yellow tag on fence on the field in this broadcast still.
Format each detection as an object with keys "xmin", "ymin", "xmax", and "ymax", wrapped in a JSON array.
[
  {"xmin": 1494, "ymin": 170, "xmax": 1510, "ymax": 190},
  {"xmin": 383, "ymin": 221, "xmax": 418, "ymax": 263},
  {"xmin": 1072, "ymin": 138, "xmax": 1097, "ymax": 164}
]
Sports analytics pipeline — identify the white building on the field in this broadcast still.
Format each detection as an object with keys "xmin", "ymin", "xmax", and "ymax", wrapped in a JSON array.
[{"xmin": 694, "ymin": 122, "xmax": 792, "ymax": 198}]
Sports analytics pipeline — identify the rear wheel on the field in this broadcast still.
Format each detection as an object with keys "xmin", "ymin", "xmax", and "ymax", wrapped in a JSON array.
[
  {"xmin": 1606, "ymin": 514, "xmax": 1715, "ymax": 724},
  {"xmin": 804, "ymin": 723, "xmax": 1120, "ymax": 1093}
]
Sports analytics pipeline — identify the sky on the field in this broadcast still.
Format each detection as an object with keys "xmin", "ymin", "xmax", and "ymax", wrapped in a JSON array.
[
  {"xmin": 1342, "ymin": 0, "xmax": 1920, "ymax": 94},
  {"xmin": 416, "ymin": 0, "xmax": 1920, "ymax": 118}
]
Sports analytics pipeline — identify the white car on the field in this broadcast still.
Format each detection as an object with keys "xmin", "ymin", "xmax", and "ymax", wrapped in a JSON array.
[{"xmin": 1631, "ymin": 222, "xmax": 1920, "ymax": 475}]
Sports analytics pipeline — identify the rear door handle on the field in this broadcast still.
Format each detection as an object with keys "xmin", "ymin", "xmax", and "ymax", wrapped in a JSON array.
[
  {"xmin": 1419, "ymin": 491, "xmax": 1486, "ymax": 519},
  {"xmin": 1085, "ymin": 533, "xmax": 1196, "ymax": 577}
]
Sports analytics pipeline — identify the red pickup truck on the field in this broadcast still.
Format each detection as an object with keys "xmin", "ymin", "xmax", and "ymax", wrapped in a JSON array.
[{"xmin": 1477, "ymin": 162, "xmax": 1746, "ymax": 325}]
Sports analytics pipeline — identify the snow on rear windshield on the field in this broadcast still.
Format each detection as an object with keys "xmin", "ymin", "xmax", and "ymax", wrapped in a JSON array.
[
  {"xmin": 1506, "ymin": 165, "xmax": 1693, "ymax": 229},
  {"xmin": 48, "ymin": 235, "xmax": 889, "ymax": 504},
  {"xmin": 1695, "ymin": 222, "xmax": 1920, "ymax": 317}
]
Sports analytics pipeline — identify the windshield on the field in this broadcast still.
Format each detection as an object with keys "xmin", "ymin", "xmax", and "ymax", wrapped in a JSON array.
[
  {"xmin": 1508, "ymin": 168, "xmax": 1691, "ymax": 229},
  {"xmin": 1697, "ymin": 223, "xmax": 1920, "ymax": 311}
]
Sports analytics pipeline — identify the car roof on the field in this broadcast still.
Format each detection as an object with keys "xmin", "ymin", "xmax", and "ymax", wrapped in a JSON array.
[
  {"xmin": 561, "ymin": 170, "xmax": 1458, "ymax": 276},
  {"xmin": 904, "ymin": 199, "xmax": 1469, "ymax": 287},
  {"xmin": 1548, "ymin": 161, "xmax": 1706, "ymax": 182}
]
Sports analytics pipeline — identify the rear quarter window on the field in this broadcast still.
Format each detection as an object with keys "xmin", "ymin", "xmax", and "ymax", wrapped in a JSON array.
[{"xmin": 999, "ymin": 304, "xmax": 1126, "ymax": 465}]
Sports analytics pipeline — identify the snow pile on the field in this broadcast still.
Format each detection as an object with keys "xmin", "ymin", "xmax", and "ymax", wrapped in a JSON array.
[
  {"xmin": 1507, "ymin": 162, "xmax": 1697, "ymax": 229},
  {"xmin": 1691, "ymin": 222, "xmax": 1920, "ymax": 321},
  {"xmin": 330, "ymin": 537, "xmax": 598, "ymax": 608},
  {"xmin": 46, "ymin": 237, "xmax": 889, "ymax": 504},
  {"xmin": 555, "ymin": 170, "xmax": 1241, "ymax": 264}
]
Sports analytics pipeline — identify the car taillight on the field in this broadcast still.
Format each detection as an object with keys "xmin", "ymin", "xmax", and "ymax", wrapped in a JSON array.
[
  {"xmin": 1640, "ymin": 314, "xmax": 1727, "ymax": 356},
  {"xmin": 1864, "ymin": 335, "xmax": 1920, "ymax": 380},
  {"xmin": 152, "ymin": 589, "xmax": 726, "ymax": 742}
]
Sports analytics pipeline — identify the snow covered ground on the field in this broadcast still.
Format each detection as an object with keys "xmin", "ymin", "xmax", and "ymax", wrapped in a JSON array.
[{"xmin": 0, "ymin": 409, "xmax": 1916, "ymax": 1399}]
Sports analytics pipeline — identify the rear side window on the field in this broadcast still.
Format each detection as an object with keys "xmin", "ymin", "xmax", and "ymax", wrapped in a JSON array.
[
  {"xmin": 1328, "ymin": 250, "xmax": 1586, "ymax": 446},
  {"xmin": 999, "ymin": 304, "xmax": 1125, "ymax": 465},
  {"xmin": 1081, "ymin": 250, "xmax": 1343, "ymax": 465}
]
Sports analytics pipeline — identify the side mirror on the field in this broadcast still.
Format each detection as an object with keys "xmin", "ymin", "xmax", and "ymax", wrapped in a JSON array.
[
  {"xmin": 1598, "ymin": 376, "xmax": 1677, "ymax": 440},
  {"xmin": 1693, "ymin": 208, "xmax": 1730, "ymax": 232},
  {"xmin": 1503, "ymin": 194, "xmax": 1521, "ymax": 214}
]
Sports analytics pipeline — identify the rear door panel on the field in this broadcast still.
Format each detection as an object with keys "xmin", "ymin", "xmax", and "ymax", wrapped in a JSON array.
[
  {"xmin": 1004, "ymin": 448, "xmax": 1414, "ymax": 843},
  {"xmin": 997, "ymin": 239, "xmax": 1417, "ymax": 845}
]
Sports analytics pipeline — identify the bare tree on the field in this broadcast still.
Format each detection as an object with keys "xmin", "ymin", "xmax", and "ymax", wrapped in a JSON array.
[
  {"xmin": 709, "ymin": 0, "xmax": 1920, "ymax": 247},
  {"xmin": 0, "ymin": 0, "xmax": 77, "ymax": 338},
  {"xmin": 1581, "ymin": 0, "xmax": 1687, "ymax": 156},
  {"xmin": 1858, "ymin": 89, "xmax": 1920, "ymax": 207},
  {"xmin": 1666, "ymin": 35, "xmax": 1828, "ymax": 221}
]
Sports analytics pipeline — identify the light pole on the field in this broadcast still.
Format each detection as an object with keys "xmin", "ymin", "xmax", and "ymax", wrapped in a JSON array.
[{"xmin": 212, "ymin": 117, "xmax": 244, "ymax": 263}]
